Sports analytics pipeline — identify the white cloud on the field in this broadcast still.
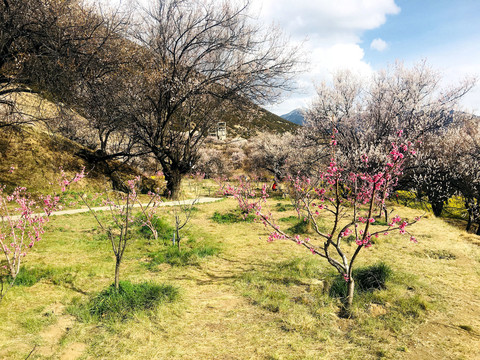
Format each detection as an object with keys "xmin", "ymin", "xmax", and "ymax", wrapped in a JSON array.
[
  {"xmin": 370, "ymin": 38, "xmax": 388, "ymax": 51},
  {"xmin": 247, "ymin": 0, "xmax": 396, "ymax": 114},
  {"xmin": 251, "ymin": 0, "xmax": 400, "ymax": 44}
]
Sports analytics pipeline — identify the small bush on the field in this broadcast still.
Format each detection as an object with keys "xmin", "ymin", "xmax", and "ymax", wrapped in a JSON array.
[
  {"xmin": 211, "ymin": 210, "xmax": 254, "ymax": 224},
  {"xmin": 148, "ymin": 243, "xmax": 219, "ymax": 268},
  {"xmin": 70, "ymin": 280, "xmax": 178, "ymax": 322},
  {"xmin": 329, "ymin": 262, "xmax": 392, "ymax": 298}
]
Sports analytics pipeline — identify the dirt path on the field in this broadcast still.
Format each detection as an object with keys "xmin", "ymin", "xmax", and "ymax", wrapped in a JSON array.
[
  {"xmin": 9, "ymin": 197, "xmax": 222, "ymax": 220},
  {"xmin": 35, "ymin": 303, "xmax": 86, "ymax": 360}
]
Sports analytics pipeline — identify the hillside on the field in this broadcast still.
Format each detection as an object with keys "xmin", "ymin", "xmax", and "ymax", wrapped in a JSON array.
[
  {"xmin": 219, "ymin": 105, "xmax": 299, "ymax": 138},
  {"xmin": 0, "ymin": 90, "xmax": 297, "ymax": 193},
  {"xmin": 0, "ymin": 124, "xmax": 160, "ymax": 194}
]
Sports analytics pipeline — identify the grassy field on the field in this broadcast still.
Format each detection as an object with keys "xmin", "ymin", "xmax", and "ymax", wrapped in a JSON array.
[{"xmin": 1, "ymin": 194, "xmax": 480, "ymax": 359}]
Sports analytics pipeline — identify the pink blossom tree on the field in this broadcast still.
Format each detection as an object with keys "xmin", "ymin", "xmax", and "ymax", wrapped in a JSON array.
[
  {"xmin": 228, "ymin": 129, "xmax": 420, "ymax": 314},
  {"xmin": 0, "ymin": 168, "xmax": 84, "ymax": 302}
]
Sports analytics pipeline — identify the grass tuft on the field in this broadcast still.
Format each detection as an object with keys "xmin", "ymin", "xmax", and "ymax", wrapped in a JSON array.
[
  {"xmin": 417, "ymin": 249, "xmax": 457, "ymax": 260},
  {"xmin": 275, "ymin": 202, "xmax": 295, "ymax": 212},
  {"xmin": 136, "ymin": 214, "xmax": 175, "ymax": 243},
  {"xmin": 2, "ymin": 266, "xmax": 76, "ymax": 287},
  {"xmin": 69, "ymin": 280, "xmax": 178, "ymax": 322},
  {"xmin": 211, "ymin": 210, "xmax": 254, "ymax": 224},
  {"xmin": 147, "ymin": 242, "xmax": 219, "ymax": 268},
  {"xmin": 329, "ymin": 262, "xmax": 392, "ymax": 298}
]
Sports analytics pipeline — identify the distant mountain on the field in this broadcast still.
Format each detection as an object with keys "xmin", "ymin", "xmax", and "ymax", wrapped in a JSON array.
[{"xmin": 281, "ymin": 108, "xmax": 305, "ymax": 125}]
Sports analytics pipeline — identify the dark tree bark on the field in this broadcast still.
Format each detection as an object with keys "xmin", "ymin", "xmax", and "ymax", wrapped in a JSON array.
[{"xmin": 430, "ymin": 200, "xmax": 444, "ymax": 217}]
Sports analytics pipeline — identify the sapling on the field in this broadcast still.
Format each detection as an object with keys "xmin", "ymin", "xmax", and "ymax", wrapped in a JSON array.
[
  {"xmin": 228, "ymin": 128, "xmax": 420, "ymax": 315},
  {"xmin": 79, "ymin": 176, "xmax": 162, "ymax": 289},
  {"xmin": 170, "ymin": 172, "xmax": 204, "ymax": 251}
]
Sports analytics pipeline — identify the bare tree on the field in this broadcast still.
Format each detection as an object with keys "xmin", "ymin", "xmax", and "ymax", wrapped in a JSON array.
[
  {"xmin": 246, "ymin": 131, "xmax": 327, "ymax": 182},
  {"xmin": 128, "ymin": 0, "xmax": 300, "ymax": 199}
]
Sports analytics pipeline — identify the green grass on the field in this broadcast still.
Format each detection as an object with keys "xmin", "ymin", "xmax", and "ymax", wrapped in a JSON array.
[
  {"xmin": 238, "ymin": 257, "xmax": 429, "ymax": 342},
  {"xmin": 69, "ymin": 280, "xmax": 179, "ymax": 322},
  {"xmin": 328, "ymin": 262, "xmax": 392, "ymax": 298},
  {"xmin": 211, "ymin": 210, "xmax": 255, "ymax": 224},
  {"xmin": 1, "ymin": 196, "xmax": 478, "ymax": 360},
  {"xmin": 136, "ymin": 214, "xmax": 175, "ymax": 243},
  {"xmin": 2, "ymin": 265, "xmax": 77, "ymax": 288},
  {"xmin": 147, "ymin": 241, "xmax": 220, "ymax": 268},
  {"xmin": 238, "ymin": 258, "xmax": 332, "ymax": 315}
]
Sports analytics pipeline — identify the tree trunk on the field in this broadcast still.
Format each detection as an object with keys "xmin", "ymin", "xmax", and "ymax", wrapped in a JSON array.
[
  {"xmin": 176, "ymin": 227, "xmax": 181, "ymax": 252},
  {"xmin": 476, "ymin": 198, "xmax": 480, "ymax": 236},
  {"xmin": 114, "ymin": 257, "xmax": 121, "ymax": 290},
  {"xmin": 341, "ymin": 278, "xmax": 355, "ymax": 318},
  {"xmin": 430, "ymin": 200, "xmax": 444, "ymax": 217},
  {"xmin": 466, "ymin": 206, "xmax": 473, "ymax": 232},
  {"xmin": 346, "ymin": 278, "xmax": 355, "ymax": 309},
  {"xmin": 164, "ymin": 169, "xmax": 182, "ymax": 200}
]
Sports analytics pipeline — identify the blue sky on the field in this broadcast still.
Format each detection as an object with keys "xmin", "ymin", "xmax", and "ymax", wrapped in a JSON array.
[
  {"xmin": 363, "ymin": 0, "xmax": 479, "ymax": 66},
  {"xmin": 249, "ymin": 0, "xmax": 480, "ymax": 115}
]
